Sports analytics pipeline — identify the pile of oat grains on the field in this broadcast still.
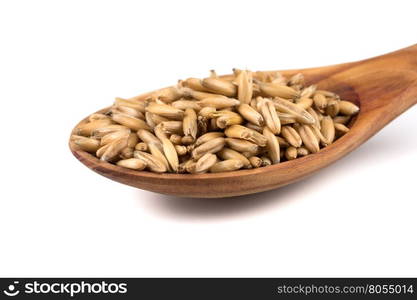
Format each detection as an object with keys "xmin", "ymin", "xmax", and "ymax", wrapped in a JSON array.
[{"xmin": 71, "ymin": 69, "xmax": 359, "ymax": 173}]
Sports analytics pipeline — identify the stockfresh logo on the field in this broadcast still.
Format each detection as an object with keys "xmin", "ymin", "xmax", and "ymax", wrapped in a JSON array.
[
  {"xmin": 3, "ymin": 281, "xmax": 20, "ymax": 297},
  {"xmin": 2, "ymin": 280, "xmax": 128, "ymax": 298}
]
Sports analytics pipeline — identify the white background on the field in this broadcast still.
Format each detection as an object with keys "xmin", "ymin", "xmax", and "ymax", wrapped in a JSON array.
[{"xmin": 0, "ymin": 0, "xmax": 416, "ymax": 277}]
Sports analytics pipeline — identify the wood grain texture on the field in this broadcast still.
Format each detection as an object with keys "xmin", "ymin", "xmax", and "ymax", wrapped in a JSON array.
[{"xmin": 69, "ymin": 44, "xmax": 417, "ymax": 198}]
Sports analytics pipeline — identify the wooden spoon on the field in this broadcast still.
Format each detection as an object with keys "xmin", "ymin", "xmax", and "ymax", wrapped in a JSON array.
[{"xmin": 69, "ymin": 44, "xmax": 417, "ymax": 198}]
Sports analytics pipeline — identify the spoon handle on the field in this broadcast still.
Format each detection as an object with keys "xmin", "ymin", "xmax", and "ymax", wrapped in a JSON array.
[
  {"xmin": 345, "ymin": 44, "xmax": 417, "ymax": 113},
  {"xmin": 323, "ymin": 44, "xmax": 417, "ymax": 156}
]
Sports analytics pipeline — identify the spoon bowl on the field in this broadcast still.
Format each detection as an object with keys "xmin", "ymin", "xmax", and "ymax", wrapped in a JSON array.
[{"xmin": 69, "ymin": 44, "xmax": 417, "ymax": 198}]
